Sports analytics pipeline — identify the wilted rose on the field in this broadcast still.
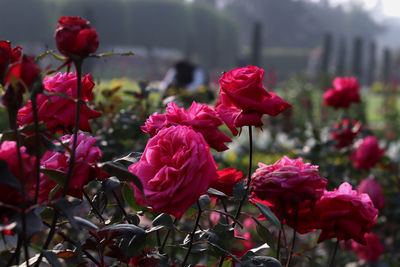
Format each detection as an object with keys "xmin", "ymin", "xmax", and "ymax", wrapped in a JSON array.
[
  {"xmin": 215, "ymin": 65, "xmax": 291, "ymax": 135},
  {"xmin": 129, "ymin": 125, "xmax": 218, "ymax": 218}
]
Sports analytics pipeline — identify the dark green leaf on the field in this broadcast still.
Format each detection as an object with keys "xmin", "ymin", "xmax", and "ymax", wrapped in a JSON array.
[
  {"xmin": 121, "ymin": 182, "xmax": 146, "ymax": 211},
  {"xmin": 14, "ymin": 207, "xmax": 43, "ymax": 239},
  {"xmin": 252, "ymin": 199, "xmax": 281, "ymax": 229},
  {"xmin": 207, "ymin": 188, "xmax": 227, "ymax": 197},
  {"xmin": 241, "ymin": 252, "xmax": 282, "ymax": 267},
  {"xmin": 233, "ymin": 181, "xmax": 247, "ymax": 200},
  {"xmin": 114, "ymin": 152, "xmax": 142, "ymax": 166},
  {"xmin": 41, "ymin": 169, "xmax": 67, "ymax": 186},
  {"xmin": 41, "ymin": 134, "xmax": 64, "ymax": 153},
  {"xmin": 73, "ymin": 216, "xmax": 98, "ymax": 230},
  {"xmin": 102, "ymin": 161, "xmax": 144, "ymax": 193},
  {"xmin": 252, "ymin": 217, "xmax": 276, "ymax": 252},
  {"xmin": 43, "ymin": 251, "xmax": 61, "ymax": 267},
  {"xmin": 152, "ymin": 213, "xmax": 173, "ymax": 230},
  {"xmin": 48, "ymin": 184, "xmax": 61, "ymax": 202},
  {"xmin": 0, "ymin": 158, "xmax": 21, "ymax": 189},
  {"xmin": 102, "ymin": 176, "xmax": 121, "ymax": 193},
  {"xmin": 91, "ymin": 191, "xmax": 108, "ymax": 216},
  {"xmin": 198, "ymin": 194, "xmax": 211, "ymax": 210},
  {"xmin": 51, "ymin": 198, "xmax": 82, "ymax": 229}
]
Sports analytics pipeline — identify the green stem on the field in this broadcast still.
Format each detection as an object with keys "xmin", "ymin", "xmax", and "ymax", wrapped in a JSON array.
[
  {"xmin": 182, "ymin": 201, "xmax": 202, "ymax": 266},
  {"xmin": 328, "ymin": 239, "xmax": 339, "ymax": 267}
]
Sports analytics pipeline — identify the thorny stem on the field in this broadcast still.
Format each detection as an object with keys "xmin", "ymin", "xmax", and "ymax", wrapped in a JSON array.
[{"xmin": 182, "ymin": 201, "xmax": 202, "ymax": 266}]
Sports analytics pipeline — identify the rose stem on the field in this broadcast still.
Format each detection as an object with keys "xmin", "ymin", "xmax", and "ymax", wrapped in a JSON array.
[
  {"xmin": 233, "ymin": 125, "xmax": 253, "ymax": 225},
  {"xmin": 328, "ymin": 239, "xmax": 339, "ymax": 267},
  {"xmin": 35, "ymin": 59, "xmax": 83, "ymax": 266},
  {"xmin": 31, "ymin": 90, "xmax": 41, "ymax": 204},
  {"xmin": 8, "ymin": 105, "xmax": 30, "ymax": 267},
  {"xmin": 160, "ymin": 218, "xmax": 178, "ymax": 254},
  {"xmin": 220, "ymin": 198, "xmax": 230, "ymax": 223},
  {"xmin": 82, "ymin": 188, "xmax": 105, "ymax": 223},
  {"xmin": 182, "ymin": 201, "xmax": 202, "ymax": 266},
  {"xmin": 111, "ymin": 189, "xmax": 133, "ymax": 224},
  {"xmin": 285, "ymin": 206, "xmax": 298, "ymax": 267},
  {"xmin": 276, "ymin": 202, "xmax": 286, "ymax": 260}
]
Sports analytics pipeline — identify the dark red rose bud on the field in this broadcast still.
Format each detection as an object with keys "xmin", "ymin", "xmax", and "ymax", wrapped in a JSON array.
[
  {"xmin": 0, "ymin": 41, "xmax": 11, "ymax": 77},
  {"xmin": 55, "ymin": 16, "xmax": 99, "ymax": 59}
]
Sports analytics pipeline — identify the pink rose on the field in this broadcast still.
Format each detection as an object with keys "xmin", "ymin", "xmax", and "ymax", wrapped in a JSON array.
[
  {"xmin": 129, "ymin": 125, "xmax": 218, "ymax": 218},
  {"xmin": 348, "ymin": 233, "xmax": 385, "ymax": 262},
  {"xmin": 17, "ymin": 72, "xmax": 101, "ymax": 133},
  {"xmin": 141, "ymin": 101, "xmax": 232, "ymax": 151},
  {"xmin": 313, "ymin": 182, "xmax": 378, "ymax": 244},
  {"xmin": 350, "ymin": 136, "xmax": 384, "ymax": 170},
  {"xmin": 357, "ymin": 178, "xmax": 385, "ymax": 210},
  {"xmin": 215, "ymin": 65, "xmax": 291, "ymax": 135},
  {"xmin": 331, "ymin": 119, "xmax": 362, "ymax": 149},
  {"xmin": 210, "ymin": 167, "xmax": 243, "ymax": 196},
  {"xmin": 36, "ymin": 134, "xmax": 107, "ymax": 203},
  {"xmin": 323, "ymin": 77, "xmax": 360, "ymax": 109},
  {"xmin": 0, "ymin": 141, "xmax": 36, "ymax": 206}
]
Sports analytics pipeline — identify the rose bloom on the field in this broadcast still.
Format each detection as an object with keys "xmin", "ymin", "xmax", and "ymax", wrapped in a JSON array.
[
  {"xmin": 331, "ymin": 119, "xmax": 362, "ymax": 149},
  {"xmin": 2, "ymin": 55, "xmax": 41, "ymax": 109},
  {"xmin": 0, "ymin": 41, "xmax": 22, "ymax": 83},
  {"xmin": 215, "ymin": 65, "xmax": 291, "ymax": 136},
  {"xmin": 350, "ymin": 136, "xmax": 385, "ymax": 170},
  {"xmin": 36, "ymin": 134, "xmax": 107, "ymax": 203},
  {"xmin": 313, "ymin": 182, "xmax": 378, "ymax": 244},
  {"xmin": 141, "ymin": 101, "xmax": 232, "ymax": 151},
  {"xmin": 0, "ymin": 141, "xmax": 36, "ymax": 207},
  {"xmin": 209, "ymin": 167, "xmax": 243, "ymax": 196},
  {"xmin": 323, "ymin": 77, "xmax": 360, "ymax": 109},
  {"xmin": 357, "ymin": 178, "xmax": 385, "ymax": 210},
  {"xmin": 129, "ymin": 125, "xmax": 218, "ymax": 218},
  {"xmin": 17, "ymin": 72, "xmax": 101, "ymax": 133},
  {"xmin": 348, "ymin": 233, "xmax": 385, "ymax": 262},
  {"xmin": 55, "ymin": 16, "xmax": 99, "ymax": 59}
]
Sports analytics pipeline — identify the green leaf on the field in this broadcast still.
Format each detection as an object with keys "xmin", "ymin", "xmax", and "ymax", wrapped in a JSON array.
[
  {"xmin": 51, "ymin": 198, "xmax": 82, "ymax": 229},
  {"xmin": 207, "ymin": 188, "xmax": 227, "ymax": 197},
  {"xmin": 252, "ymin": 216, "xmax": 276, "ymax": 252},
  {"xmin": 48, "ymin": 184, "xmax": 61, "ymax": 202},
  {"xmin": 102, "ymin": 161, "xmax": 144, "ymax": 193},
  {"xmin": 114, "ymin": 152, "xmax": 142, "ymax": 166},
  {"xmin": 0, "ymin": 159, "xmax": 21, "ymax": 189},
  {"xmin": 41, "ymin": 169, "xmax": 67, "ymax": 187},
  {"xmin": 241, "ymin": 252, "xmax": 282, "ymax": 267},
  {"xmin": 252, "ymin": 199, "xmax": 281, "ymax": 229},
  {"xmin": 42, "ymin": 251, "xmax": 61, "ymax": 267},
  {"xmin": 102, "ymin": 176, "xmax": 121, "ymax": 193},
  {"xmin": 152, "ymin": 213, "xmax": 174, "ymax": 230},
  {"xmin": 73, "ymin": 216, "xmax": 98, "ymax": 230},
  {"xmin": 121, "ymin": 182, "xmax": 146, "ymax": 211}
]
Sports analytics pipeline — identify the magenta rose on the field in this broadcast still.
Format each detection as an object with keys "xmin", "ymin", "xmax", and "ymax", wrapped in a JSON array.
[
  {"xmin": 357, "ymin": 178, "xmax": 385, "ymax": 210},
  {"xmin": 141, "ymin": 101, "xmax": 232, "ymax": 151},
  {"xmin": 323, "ymin": 77, "xmax": 360, "ymax": 109},
  {"xmin": 215, "ymin": 65, "xmax": 291, "ymax": 135},
  {"xmin": 36, "ymin": 134, "xmax": 107, "ymax": 203},
  {"xmin": 17, "ymin": 72, "xmax": 101, "ymax": 133},
  {"xmin": 210, "ymin": 167, "xmax": 243, "ymax": 196},
  {"xmin": 331, "ymin": 119, "xmax": 362, "ymax": 149},
  {"xmin": 350, "ymin": 136, "xmax": 384, "ymax": 170},
  {"xmin": 313, "ymin": 182, "xmax": 378, "ymax": 244},
  {"xmin": 55, "ymin": 16, "xmax": 99, "ymax": 59},
  {"xmin": 348, "ymin": 233, "xmax": 385, "ymax": 262},
  {"xmin": 129, "ymin": 125, "xmax": 218, "ymax": 218},
  {"xmin": 0, "ymin": 141, "xmax": 36, "ymax": 207}
]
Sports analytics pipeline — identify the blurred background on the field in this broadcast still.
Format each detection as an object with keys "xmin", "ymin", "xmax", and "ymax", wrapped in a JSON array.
[{"xmin": 1, "ymin": 0, "xmax": 399, "ymax": 84}]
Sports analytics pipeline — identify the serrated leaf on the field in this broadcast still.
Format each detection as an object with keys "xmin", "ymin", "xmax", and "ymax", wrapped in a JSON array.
[
  {"xmin": 252, "ymin": 199, "xmax": 281, "ymax": 229},
  {"xmin": 152, "ymin": 213, "xmax": 173, "ymax": 230},
  {"xmin": 0, "ymin": 158, "xmax": 21, "ymax": 189}
]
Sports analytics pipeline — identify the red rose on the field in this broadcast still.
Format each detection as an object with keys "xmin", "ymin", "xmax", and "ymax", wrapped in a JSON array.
[
  {"xmin": 350, "ymin": 136, "xmax": 384, "ymax": 170},
  {"xmin": 36, "ymin": 134, "xmax": 107, "ymax": 203},
  {"xmin": 331, "ymin": 119, "xmax": 362, "ymax": 149},
  {"xmin": 141, "ymin": 101, "xmax": 232, "ymax": 151},
  {"xmin": 129, "ymin": 125, "xmax": 218, "ymax": 218},
  {"xmin": 348, "ymin": 233, "xmax": 385, "ymax": 262},
  {"xmin": 0, "ymin": 141, "xmax": 36, "ymax": 207},
  {"xmin": 17, "ymin": 72, "xmax": 101, "ymax": 133},
  {"xmin": 55, "ymin": 16, "xmax": 99, "ymax": 59},
  {"xmin": 357, "ymin": 178, "xmax": 385, "ymax": 210},
  {"xmin": 210, "ymin": 167, "xmax": 243, "ymax": 196},
  {"xmin": 323, "ymin": 77, "xmax": 360, "ymax": 109},
  {"xmin": 0, "ymin": 41, "xmax": 11, "ymax": 79},
  {"xmin": 313, "ymin": 182, "xmax": 378, "ymax": 244},
  {"xmin": 215, "ymin": 65, "xmax": 291, "ymax": 135}
]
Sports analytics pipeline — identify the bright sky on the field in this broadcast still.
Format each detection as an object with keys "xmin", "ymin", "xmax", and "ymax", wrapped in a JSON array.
[{"xmin": 310, "ymin": 0, "xmax": 400, "ymax": 17}]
